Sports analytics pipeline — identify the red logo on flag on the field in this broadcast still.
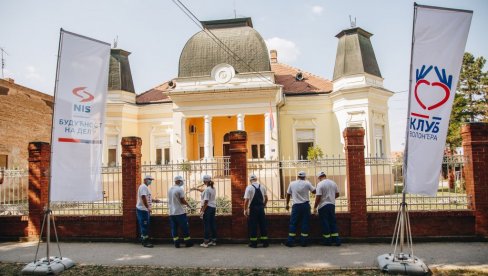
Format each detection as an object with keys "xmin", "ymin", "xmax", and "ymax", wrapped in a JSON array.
[{"xmin": 72, "ymin": 87, "xmax": 94, "ymax": 103}]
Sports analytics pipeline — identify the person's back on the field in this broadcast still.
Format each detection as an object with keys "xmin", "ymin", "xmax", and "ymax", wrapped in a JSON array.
[
  {"xmin": 243, "ymin": 175, "xmax": 269, "ymax": 248},
  {"xmin": 314, "ymin": 171, "xmax": 341, "ymax": 246},
  {"xmin": 202, "ymin": 186, "xmax": 216, "ymax": 208},
  {"xmin": 288, "ymin": 179, "xmax": 314, "ymax": 204},
  {"xmin": 316, "ymin": 179, "xmax": 339, "ymax": 208},
  {"xmin": 168, "ymin": 185, "xmax": 185, "ymax": 216},
  {"xmin": 168, "ymin": 176, "xmax": 193, "ymax": 248},
  {"xmin": 285, "ymin": 171, "xmax": 315, "ymax": 247}
]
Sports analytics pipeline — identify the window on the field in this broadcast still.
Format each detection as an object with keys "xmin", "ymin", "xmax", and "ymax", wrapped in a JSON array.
[
  {"xmin": 156, "ymin": 148, "xmax": 171, "ymax": 165},
  {"xmin": 297, "ymin": 142, "xmax": 313, "ymax": 160},
  {"xmin": 376, "ymin": 139, "xmax": 384, "ymax": 157},
  {"xmin": 0, "ymin": 155, "xmax": 7, "ymax": 168},
  {"xmin": 223, "ymin": 133, "xmax": 230, "ymax": 156},
  {"xmin": 296, "ymin": 129, "xmax": 315, "ymax": 160},
  {"xmin": 108, "ymin": 149, "xmax": 117, "ymax": 167},
  {"xmin": 164, "ymin": 148, "xmax": 170, "ymax": 164},
  {"xmin": 251, "ymin": 144, "xmax": 265, "ymax": 159},
  {"xmin": 375, "ymin": 125, "xmax": 385, "ymax": 157},
  {"xmin": 107, "ymin": 135, "xmax": 118, "ymax": 166},
  {"xmin": 156, "ymin": 148, "xmax": 162, "ymax": 165}
]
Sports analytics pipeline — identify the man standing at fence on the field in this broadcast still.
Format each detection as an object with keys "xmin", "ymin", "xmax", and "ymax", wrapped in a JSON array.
[
  {"xmin": 313, "ymin": 171, "xmax": 341, "ymax": 246},
  {"xmin": 243, "ymin": 174, "xmax": 269, "ymax": 248},
  {"xmin": 168, "ymin": 175, "xmax": 194, "ymax": 248},
  {"xmin": 136, "ymin": 175, "xmax": 155, "ymax": 248},
  {"xmin": 285, "ymin": 171, "xmax": 316, "ymax": 247}
]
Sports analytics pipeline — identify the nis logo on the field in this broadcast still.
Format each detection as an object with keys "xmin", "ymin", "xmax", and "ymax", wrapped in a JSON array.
[{"xmin": 72, "ymin": 87, "xmax": 94, "ymax": 113}]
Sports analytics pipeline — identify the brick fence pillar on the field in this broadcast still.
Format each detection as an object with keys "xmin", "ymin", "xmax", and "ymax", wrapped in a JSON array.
[
  {"xmin": 229, "ymin": 131, "xmax": 248, "ymax": 240},
  {"xmin": 25, "ymin": 142, "xmax": 50, "ymax": 238},
  {"xmin": 121, "ymin": 137, "xmax": 142, "ymax": 240},
  {"xmin": 343, "ymin": 127, "xmax": 367, "ymax": 237},
  {"xmin": 461, "ymin": 122, "xmax": 488, "ymax": 236}
]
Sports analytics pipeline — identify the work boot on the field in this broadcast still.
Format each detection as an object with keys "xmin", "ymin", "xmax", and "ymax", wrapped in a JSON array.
[
  {"xmin": 333, "ymin": 237, "xmax": 342, "ymax": 246},
  {"xmin": 248, "ymin": 242, "xmax": 258, "ymax": 248},
  {"xmin": 262, "ymin": 241, "xmax": 269, "ymax": 248},
  {"xmin": 174, "ymin": 242, "xmax": 181, "ymax": 248},
  {"xmin": 142, "ymin": 238, "xmax": 154, "ymax": 248},
  {"xmin": 185, "ymin": 241, "xmax": 194, "ymax": 248}
]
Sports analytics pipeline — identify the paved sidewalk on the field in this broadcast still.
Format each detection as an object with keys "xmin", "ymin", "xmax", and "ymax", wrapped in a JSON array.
[{"xmin": 0, "ymin": 241, "xmax": 487, "ymax": 271}]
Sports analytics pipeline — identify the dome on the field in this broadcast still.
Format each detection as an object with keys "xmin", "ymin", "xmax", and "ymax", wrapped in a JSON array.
[{"xmin": 178, "ymin": 18, "xmax": 271, "ymax": 78}]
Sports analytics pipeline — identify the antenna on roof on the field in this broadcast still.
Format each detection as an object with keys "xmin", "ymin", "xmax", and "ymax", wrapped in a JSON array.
[
  {"xmin": 233, "ymin": 0, "xmax": 237, "ymax": 18},
  {"xmin": 349, "ymin": 15, "xmax": 357, "ymax": 28},
  {"xmin": 0, "ymin": 47, "xmax": 8, "ymax": 79},
  {"xmin": 113, "ymin": 35, "xmax": 118, "ymax": 48}
]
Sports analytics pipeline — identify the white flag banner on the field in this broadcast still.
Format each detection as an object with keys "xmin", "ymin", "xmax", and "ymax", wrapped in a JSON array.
[
  {"xmin": 405, "ymin": 5, "xmax": 472, "ymax": 196},
  {"xmin": 50, "ymin": 30, "xmax": 110, "ymax": 201}
]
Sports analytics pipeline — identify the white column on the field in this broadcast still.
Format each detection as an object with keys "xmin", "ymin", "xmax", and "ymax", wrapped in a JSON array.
[
  {"xmin": 237, "ymin": 113, "xmax": 245, "ymax": 131},
  {"xmin": 181, "ymin": 117, "xmax": 187, "ymax": 161},
  {"xmin": 204, "ymin": 115, "xmax": 213, "ymax": 159},
  {"xmin": 264, "ymin": 113, "xmax": 271, "ymax": 160}
]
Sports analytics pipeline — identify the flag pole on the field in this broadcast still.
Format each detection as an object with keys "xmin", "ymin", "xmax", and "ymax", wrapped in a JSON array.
[
  {"xmin": 22, "ymin": 28, "xmax": 75, "ymax": 275},
  {"xmin": 377, "ymin": 3, "xmax": 428, "ymax": 274},
  {"xmin": 397, "ymin": 1, "xmax": 419, "ymax": 258}
]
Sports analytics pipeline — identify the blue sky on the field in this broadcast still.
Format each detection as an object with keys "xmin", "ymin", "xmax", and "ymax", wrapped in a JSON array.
[{"xmin": 1, "ymin": 0, "xmax": 487, "ymax": 151}]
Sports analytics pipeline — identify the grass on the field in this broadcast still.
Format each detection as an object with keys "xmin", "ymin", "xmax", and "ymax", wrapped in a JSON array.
[{"xmin": 0, "ymin": 263, "xmax": 486, "ymax": 276}]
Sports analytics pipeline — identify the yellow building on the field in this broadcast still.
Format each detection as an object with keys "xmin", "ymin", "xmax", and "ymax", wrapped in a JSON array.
[{"xmin": 104, "ymin": 18, "xmax": 393, "ymax": 170}]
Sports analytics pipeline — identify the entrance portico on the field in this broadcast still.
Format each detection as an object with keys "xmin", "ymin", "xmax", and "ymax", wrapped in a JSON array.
[
  {"xmin": 184, "ymin": 114, "xmax": 271, "ymax": 161},
  {"xmin": 167, "ymin": 57, "xmax": 282, "ymax": 161}
]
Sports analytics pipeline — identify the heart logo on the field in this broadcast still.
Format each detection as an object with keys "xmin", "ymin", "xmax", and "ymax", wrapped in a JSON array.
[{"xmin": 414, "ymin": 80, "xmax": 450, "ymax": 111}]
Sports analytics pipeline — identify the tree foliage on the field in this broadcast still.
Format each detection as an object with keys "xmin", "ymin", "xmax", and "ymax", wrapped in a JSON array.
[
  {"xmin": 307, "ymin": 145, "xmax": 324, "ymax": 161},
  {"xmin": 447, "ymin": 52, "xmax": 488, "ymax": 149}
]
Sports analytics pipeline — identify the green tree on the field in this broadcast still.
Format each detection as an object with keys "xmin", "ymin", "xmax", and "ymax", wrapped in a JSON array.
[
  {"xmin": 307, "ymin": 145, "xmax": 324, "ymax": 161},
  {"xmin": 447, "ymin": 52, "xmax": 488, "ymax": 149}
]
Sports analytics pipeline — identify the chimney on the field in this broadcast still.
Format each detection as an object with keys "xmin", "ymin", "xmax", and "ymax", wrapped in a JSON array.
[{"xmin": 270, "ymin": 50, "xmax": 278, "ymax": 63}]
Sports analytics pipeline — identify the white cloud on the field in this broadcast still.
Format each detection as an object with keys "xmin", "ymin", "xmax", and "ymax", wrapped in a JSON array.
[
  {"xmin": 312, "ymin": 5, "xmax": 324, "ymax": 15},
  {"xmin": 25, "ymin": 65, "xmax": 44, "ymax": 82},
  {"xmin": 265, "ymin": 37, "xmax": 301, "ymax": 63}
]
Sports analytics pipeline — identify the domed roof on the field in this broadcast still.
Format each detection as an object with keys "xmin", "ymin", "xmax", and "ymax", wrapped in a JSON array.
[{"xmin": 178, "ymin": 18, "xmax": 271, "ymax": 78}]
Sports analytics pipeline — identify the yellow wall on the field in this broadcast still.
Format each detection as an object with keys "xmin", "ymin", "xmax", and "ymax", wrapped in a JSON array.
[
  {"xmin": 184, "ymin": 115, "xmax": 265, "ymax": 160},
  {"xmin": 278, "ymin": 95, "xmax": 341, "ymax": 159},
  {"xmin": 186, "ymin": 117, "xmax": 203, "ymax": 160},
  {"xmin": 212, "ymin": 116, "xmax": 237, "ymax": 157}
]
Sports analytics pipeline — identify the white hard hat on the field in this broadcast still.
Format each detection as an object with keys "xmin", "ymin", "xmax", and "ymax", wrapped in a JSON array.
[
  {"xmin": 174, "ymin": 175, "xmax": 184, "ymax": 182},
  {"xmin": 298, "ymin": 171, "xmax": 306, "ymax": 177},
  {"xmin": 249, "ymin": 174, "xmax": 257, "ymax": 181},
  {"xmin": 202, "ymin": 175, "xmax": 212, "ymax": 181},
  {"xmin": 144, "ymin": 175, "xmax": 154, "ymax": 180},
  {"xmin": 317, "ymin": 171, "xmax": 326, "ymax": 178}
]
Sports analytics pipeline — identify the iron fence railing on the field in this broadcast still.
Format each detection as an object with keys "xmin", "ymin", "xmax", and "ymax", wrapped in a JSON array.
[
  {"xmin": 142, "ymin": 157, "xmax": 231, "ymax": 215},
  {"xmin": 2, "ymin": 154, "xmax": 471, "ymax": 216},
  {"xmin": 0, "ymin": 169, "xmax": 28, "ymax": 216},
  {"xmin": 365, "ymin": 155, "xmax": 470, "ymax": 211},
  {"xmin": 51, "ymin": 166, "xmax": 123, "ymax": 215},
  {"xmin": 248, "ymin": 156, "xmax": 348, "ymax": 213}
]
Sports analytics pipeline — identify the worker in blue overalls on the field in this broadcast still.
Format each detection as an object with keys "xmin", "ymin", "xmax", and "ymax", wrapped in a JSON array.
[
  {"xmin": 285, "ymin": 171, "xmax": 316, "ymax": 247},
  {"xmin": 243, "ymin": 174, "xmax": 269, "ymax": 248}
]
